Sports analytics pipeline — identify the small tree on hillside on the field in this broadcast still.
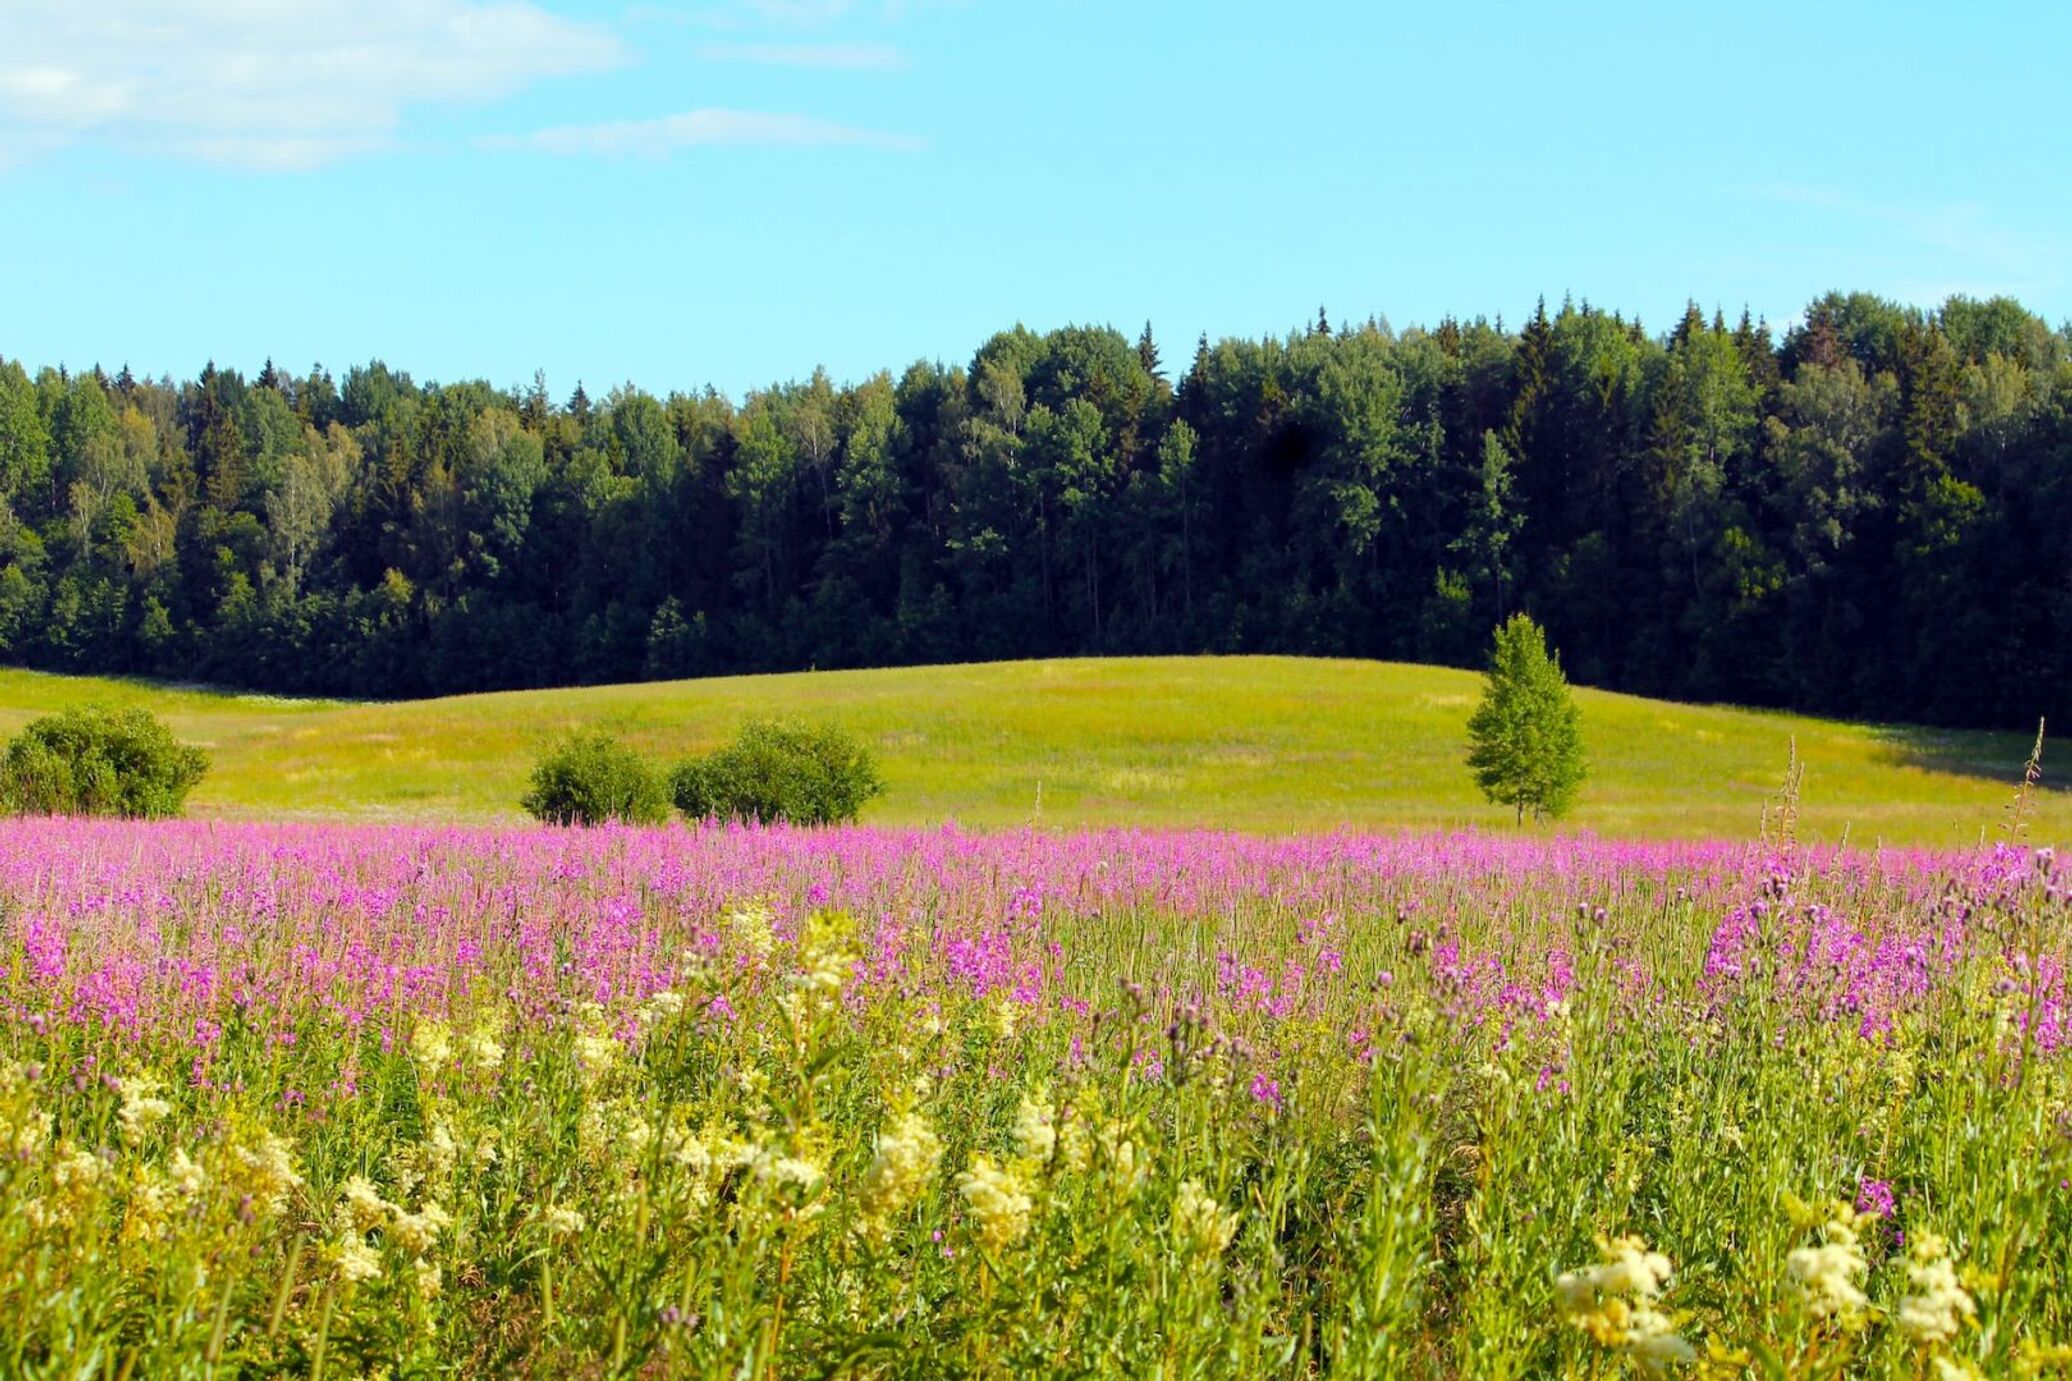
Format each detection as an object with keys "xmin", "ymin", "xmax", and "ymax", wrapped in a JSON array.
[{"xmin": 1466, "ymin": 613, "xmax": 1586, "ymax": 824}]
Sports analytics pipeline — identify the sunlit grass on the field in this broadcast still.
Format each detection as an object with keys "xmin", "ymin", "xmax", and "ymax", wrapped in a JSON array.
[{"xmin": 0, "ymin": 656, "xmax": 2062, "ymax": 845}]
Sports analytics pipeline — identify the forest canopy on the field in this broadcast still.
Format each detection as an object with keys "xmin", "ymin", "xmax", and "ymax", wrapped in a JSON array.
[{"xmin": 1, "ymin": 290, "xmax": 2067, "ymax": 730}]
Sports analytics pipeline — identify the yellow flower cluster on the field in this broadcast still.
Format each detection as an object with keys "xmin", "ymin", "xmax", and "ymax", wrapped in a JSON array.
[
  {"xmin": 328, "ymin": 1171, "xmax": 452, "ymax": 1287},
  {"xmin": 1169, "ymin": 1180, "xmax": 1239, "ymax": 1266},
  {"xmin": 1554, "ymin": 1233, "xmax": 1695, "ymax": 1376},
  {"xmin": 115, "ymin": 1074, "xmax": 173, "ymax": 1140},
  {"xmin": 1012, "ymin": 1090, "xmax": 1056, "ymax": 1164},
  {"xmin": 957, "ymin": 1154, "xmax": 1033, "ymax": 1255},
  {"xmin": 856, "ymin": 1108, "xmax": 943, "ymax": 1241},
  {"xmin": 228, "ymin": 1130, "xmax": 304, "ymax": 1216},
  {"xmin": 1896, "ymin": 1231, "xmax": 1976, "ymax": 1348},
  {"xmin": 727, "ymin": 899, "xmax": 779, "ymax": 962},
  {"xmin": 792, "ymin": 909, "xmax": 860, "ymax": 1002},
  {"xmin": 1784, "ymin": 1199, "xmax": 1874, "ymax": 1323}
]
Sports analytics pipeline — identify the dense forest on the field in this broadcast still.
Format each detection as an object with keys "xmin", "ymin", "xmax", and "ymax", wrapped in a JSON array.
[{"xmin": 1, "ymin": 291, "xmax": 2067, "ymax": 729}]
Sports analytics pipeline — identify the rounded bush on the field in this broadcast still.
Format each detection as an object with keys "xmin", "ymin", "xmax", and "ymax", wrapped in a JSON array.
[
  {"xmin": 671, "ymin": 719, "xmax": 883, "ymax": 826},
  {"xmin": 520, "ymin": 729, "xmax": 670, "ymax": 827},
  {"xmin": 0, "ymin": 705, "xmax": 209, "ymax": 819}
]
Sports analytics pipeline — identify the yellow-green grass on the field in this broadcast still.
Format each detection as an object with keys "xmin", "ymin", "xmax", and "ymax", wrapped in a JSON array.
[{"xmin": 0, "ymin": 657, "xmax": 2059, "ymax": 846}]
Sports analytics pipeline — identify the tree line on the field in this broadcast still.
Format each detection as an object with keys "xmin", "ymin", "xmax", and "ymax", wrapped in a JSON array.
[{"xmin": 1, "ymin": 290, "xmax": 2067, "ymax": 729}]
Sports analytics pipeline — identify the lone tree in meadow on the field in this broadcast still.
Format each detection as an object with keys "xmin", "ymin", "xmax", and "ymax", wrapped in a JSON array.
[{"xmin": 1465, "ymin": 613, "xmax": 1586, "ymax": 824}]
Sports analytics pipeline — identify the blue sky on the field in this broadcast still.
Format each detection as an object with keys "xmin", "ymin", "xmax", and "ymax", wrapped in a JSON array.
[{"xmin": 3, "ymin": 0, "xmax": 2067, "ymax": 397}]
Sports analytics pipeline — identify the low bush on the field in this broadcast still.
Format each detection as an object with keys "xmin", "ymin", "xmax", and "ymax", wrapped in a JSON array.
[
  {"xmin": 0, "ymin": 704, "xmax": 209, "ymax": 818},
  {"xmin": 520, "ymin": 729, "xmax": 671, "ymax": 827},
  {"xmin": 672, "ymin": 718, "xmax": 883, "ymax": 825}
]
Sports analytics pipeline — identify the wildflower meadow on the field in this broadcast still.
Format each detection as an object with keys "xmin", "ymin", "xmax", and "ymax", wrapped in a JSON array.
[{"xmin": 2, "ymin": 819, "xmax": 2067, "ymax": 1377}]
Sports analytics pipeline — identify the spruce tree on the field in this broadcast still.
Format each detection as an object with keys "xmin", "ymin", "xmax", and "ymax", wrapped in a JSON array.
[
  {"xmin": 1136, "ymin": 321, "xmax": 1164, "ymax": 381},
  {"xmin": 1465, "ymin": 613, "xmax": 1586, "ymax": 824}
]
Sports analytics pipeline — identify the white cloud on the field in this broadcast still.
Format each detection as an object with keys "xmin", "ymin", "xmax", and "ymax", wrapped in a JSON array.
[
  {"xmin": 0, "ymin": 0, "xmax": 626, "ymax": 170},
  {"xmin": 696, "ymin": 41, "xmax": 908, "ymax": 70},
  {"xmin": 487, "ymin": 107, "xmax": 921, "ymax": 156}
]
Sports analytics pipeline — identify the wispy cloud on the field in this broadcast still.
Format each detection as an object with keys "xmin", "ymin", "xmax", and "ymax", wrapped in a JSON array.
[
  {"xmin": 678, "ymin": 0, "xmax": 952, "ymax": 31},
  {"xmin": 485, "ymin": 107, "xmax": 922, "ymax": 156},
  {"xmin": 747, "ymin": 0, "xmax": 857, "ymax": 24},
  {"xmin": 696, "ymin": 41, "xmax": 908, "ymax": 70},
  {"xmin": 0, "ymin": 0, "xmax": 626, "ymax": 171},
  {"xmin": 1743, "ymin": 183, "xmax": 2069, "ymax": 303}
]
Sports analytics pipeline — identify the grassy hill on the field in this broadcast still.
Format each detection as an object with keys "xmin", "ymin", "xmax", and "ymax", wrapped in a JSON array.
[{"xmin": 0, "ymin": 657, "xmax": 2059, "ymax": 846}]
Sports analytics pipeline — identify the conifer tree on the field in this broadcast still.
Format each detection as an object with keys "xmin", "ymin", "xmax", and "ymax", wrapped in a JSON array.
[
  {"xmin": 1465, "ymin": 613, "xmax": 1586, "ymax": 823},
  {"xmin": 1136, "ymin": 321, "xmax": 1164, "ymax": 382}
]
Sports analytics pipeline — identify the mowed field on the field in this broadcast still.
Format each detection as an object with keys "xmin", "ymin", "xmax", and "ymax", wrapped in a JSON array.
[{"xmin": 0, "ymin": 656, "xmax": 2059, "ymax": 845}]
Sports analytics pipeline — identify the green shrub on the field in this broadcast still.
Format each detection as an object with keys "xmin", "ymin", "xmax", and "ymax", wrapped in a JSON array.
[
  {"xmin": 672, "ymin": 719, "xmax": 883, "ymax": 826},
  {"xmin": 520, "ymin": 730, "xmax": 670, "ymax": 827},
  {"xmin": 0, "ymin": 705, "xmax": 209, "ymax": 818}
]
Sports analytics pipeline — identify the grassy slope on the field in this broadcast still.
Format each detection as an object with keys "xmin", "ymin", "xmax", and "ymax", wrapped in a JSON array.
[{"xmin": 0, "ymin": 657, "xmax": 2059, "ymax": 845}]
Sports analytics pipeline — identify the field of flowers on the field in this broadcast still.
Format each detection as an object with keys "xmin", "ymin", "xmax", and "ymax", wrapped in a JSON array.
[{"xmin": 1, "ymin": 819, "xmax": 2067, "ymax": 1378}]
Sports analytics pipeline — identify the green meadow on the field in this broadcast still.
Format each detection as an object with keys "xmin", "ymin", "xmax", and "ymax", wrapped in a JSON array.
[{"xmin": 0, "ymin": 656, "xmax": 2058, "ymax": 846}]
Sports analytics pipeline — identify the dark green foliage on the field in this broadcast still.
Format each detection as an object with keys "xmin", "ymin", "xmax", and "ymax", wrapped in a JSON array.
[
  {"xmin": 1466, "ymin": 614, "xmax": 1586, "ymax": 823},
  {"xmin": 672, "ymin": 719, "xmax": 883, "ymax": 826},
  {"xmin": 520, "ymin": 730, "xmax": 670, "ymax": 827},
  {"xmin": 0, "ymin": 705, "xmax": 208, "ymax": 818},
  {"xmin": 1, "ymin": 290, "xmax": 2068, "ymax": 732}
]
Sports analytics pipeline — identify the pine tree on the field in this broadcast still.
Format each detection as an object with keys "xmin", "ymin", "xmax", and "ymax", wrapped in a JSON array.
[
  {"xmin": 1465, "ymin": 613, "xmax": 1586, "ymax": 823},
  {"xmin": 1136, "ymin": 321, "xmax": 1164, "ymax": 382}
]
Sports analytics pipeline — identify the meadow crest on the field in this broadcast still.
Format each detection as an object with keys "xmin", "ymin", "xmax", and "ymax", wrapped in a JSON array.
[
  {"xmin": 1, "ymin": 820, "xmax": 2068, "ymax": 1376},
  {"xmin": 0, "ymin": 659, "xmax": 2064, "ymax": 845}
]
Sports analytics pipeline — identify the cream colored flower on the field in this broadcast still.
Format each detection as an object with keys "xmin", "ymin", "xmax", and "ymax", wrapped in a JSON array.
[
  {"xmin": 121, "ymin": 1168, "xmax": 176, "ymax": 1243},
  {"xmin": 167, "ymin": 1148, "xmax": 205, "ymax": 1198},
  {"xmin": 331, "ymin": 1230, "xmax": 383, "ymax": 1285},
  {"xmin": 53, "ymin": 1146, "xmax": 106, "ymax": 1193},
  {"xmin": 542, "ymin": 1205, "xmax": 586, "ymax": 1236},
  {"xmin": 1096, "ymin": 1120, "xmax": 1148, "ymax": 1196},
  {"xmin": 1170, "ymin": 1180, "xmax": 1238, "ymax": 1263},
  {"xmin": 390, "ymin": 1200, "xmax": 453, "ymax": 1256},
  {"xmin": 422, "ymin": 1121, "xmax": 459, "ymax": 1182},
  {"xmin": 573, "ymin": 1029, "xmax": 621, "ymax": 1081},
  {"xmin": 857, "ymin": 1110, "xmax": 942, "ymax": 1236},
  {"xmin": 989, "ymin": 997, "xmax": 1020, "ymax": 1039},
  {"xmin": 1898, "ymin": 1234, "xmax": 1976, "ymax": 1347},
  {"xmin": 466, "ymin": 1027, "xmax": 506, "ymax": 1071},
  {"xmin": 1012, "ymin": 1091, "xmax": 1056, "ymax": 1164},
  {"xmin": 728, "ymin": 900, "xmax": 779, "ymax": 961},
  {"xmin": 1556, "ymin": 1233, "xmax": 1693, "ymax": 1377},
  {"xmin": 1625, "ymin": 1305, "xmax": 1698, "ymax": 1376},
  {"xmin": 116, "ymin": 1074, "xmax": 173, "ymax": 1139},
  {"xmin": 959, "ymin": 1154, "xmax": 1033, "ymax": 1254},
  {"xmin": 338, "ymin": 1174, "xmax": 393, "ymax": 1232},
  {"xmin": 1785, "ymin": 1204, "xmax": 1872, "ymax": 1321},
  {"xmin": 752, "ymin": 1149, "xmax": 826, "ymax": 1199},
  {"xmin": 410, "ymin": 1020, "xmax": 455, "ymax": 1072},
  {"xmin": 10, "ymin": 1110, "xmax": 53, "ymax": 1158},
  {"xmin": 791, "ymin": 910, "xmax": 858, "ymax": 996}
]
